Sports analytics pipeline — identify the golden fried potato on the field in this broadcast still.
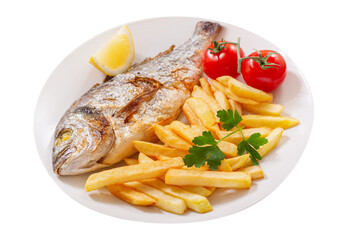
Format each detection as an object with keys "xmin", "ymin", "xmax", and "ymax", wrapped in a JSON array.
[
  {"xmin": 186, "ymin": 97, "xmax": 219, "ymax": 133},
  {"xmin": 165, "ymin": 169, "xmax": 251, "ymax": 188},
  {"xmin": 228, "ymin": 99, "xmax": 242, "ymax": 115},
  {"xmin": 205, "ymin": 187, "xmax": 216, "ymax": 194},
  {"xmin": 241, "ymin": 115, "xmax": 299, "ymax": 129},
  {"xmin": 153, "ymin": 124, "xmax": 192, "ymax": 150},
  {"xmin": 241, "ymin": 102, "xmax": 284, "ymax": 116},
  {"xmin": 85, "ymin": 158, "xmax": 184, "ymax": 192},
  {"xmin": 217, "ymin": 141, "xmax": 238, "ymax": 158},
  {"xmin": 138, "ymin": 153, "xmax": 154, "ymax": 164},
  {"xmin": 192, "ymin": 85, "xmax": 222, "ymax": 120},
  {"xmin": 141, "ymin": 178, "xmax": 212, "ymax": 213},
  {"xmin": 124, "ymin": 158, "xmax": 139, "ymax": 165},
  {"xmin": 199, "ymin": 78, "xmax": 214, "ymax": 98},
  {"xmin": 182, "ymin": 165, "xmax": 210, "ymax": 171},
  {"xmin": 133, "ymin": 141, "xmax": 188, "ymax": 158},
  {"xmin": 125, "ymin": 181, "xmax": 187, "ymax": 214},
  {"xmin": 226, "ymin": 154, "xmax": 252, "ymax": 170},
  {"xmin": 209, "ymin": 79, "xmax": 258, "ymax": 105},
  {"xmin": 179, "ymin": 186, "xmax": 213, "ymax": 197},
  {"xmin": 240, "ymin": 165, "xmax": 264, "ymax": 180},
  {"xmin": 183, "ymin": 102, "xmax": 203, "ymax": 126},
  {"xmin": 217, "ymin": 160, "xmax": 233, "ymax": 172},
  {"xmin": 257, "ymin": 127, "xmax": 284, "ymax": 157},
  {"xmin": 227, "ymin": 76, "xmax": 273, "ymax": 102},
  {"xmin": 107, "ymin": 184, "xmax": 156, "ymax": 206},
  {"xmin": 214, "ymin": 91, "xmax": 231, "ymax": 110},
  {"xmin": 169, "ymin": 121, "xmax": 199, "ymax": 143},
  {"xmin": 216, "ymin": 76, "xmax": 230, "ymax": 86}
]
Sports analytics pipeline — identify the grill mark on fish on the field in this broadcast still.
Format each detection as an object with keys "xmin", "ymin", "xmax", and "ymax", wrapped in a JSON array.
[{"xmin": 113, "ymin": 76, "xmax": 163, "ymax": 122}]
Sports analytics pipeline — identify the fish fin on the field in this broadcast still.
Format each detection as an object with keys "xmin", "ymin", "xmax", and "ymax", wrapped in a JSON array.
[
  {"xmin": 129, "ymin": 45, "xmax": 175, "ymax": 70},
  {"xmin": 193, "ymin": 21, "xmax": 221, "ymax": 38}
]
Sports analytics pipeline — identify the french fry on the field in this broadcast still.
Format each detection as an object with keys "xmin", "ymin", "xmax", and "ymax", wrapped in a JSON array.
[
  {"xmin": 138, "ymin": 153, "xmax": 154, "ymax": 164},
  {"xmin": 214, "ymin": 91, "xmax": 230, "ymax": 110},
  {"xmin": 205, "ymin": 187, "xmax": 216, "ymax": 194},
  {"xmin": 209, "ymin": 79, "xmax": 259, "ymax": 105},
  {"xmin": 240, "ymin": 165, "xmax": 264, "ymax": 180},
  {"xmin": 216, "ymin": 76, "xmax": 230, "ymax": 86},
  {"xmin": 153, "ymin": 124, "xmax": 192, "ymax": 150},
  {"xmin": 199, "ymin": 78, "xmax": 214, "ymax": 97},
  {"xmin": 156, "ymin": 156, "xmax": 210, "ymax": 172},
  {"xmin": 257, "ymin": 127, "xmax": 284, "ymax": 157},
  {"xmin": 241, "ymin": 115, "xmax": 299, "ymax": 129},
  {"xmin": 229, "ymin": 127, "xmax": 284, "ymax": 170},
  {"xmin": 191, "ymin": 85, "xmax": 222, "ymax": 119},
  {"xmin": 216, "ymin": 127, "xmax": 272, "ymax": 144},
  {"xmin": 125, "ymin": 181, "xmax": 187, "ymax": 215},
  {"xmin": 85, "ymin": 158, "xmax": 184, "ymax": 192},
  {"xmin": 217, "ymin": 141, "xmax": 237, "ymax": 157},
  {"xmin": 169, "ymin": 121, "xmax": 200, "ymax": 143},
  {"xmin": 228, "ymin": 99, "xmax": 242, "ymax": 115},
  {"xmin": 156, "ymin": 155, "xmax": 172, "ymax": 161},
  {"xmin": 165, "ymin": 169, "xmax": 251, "ymax": 188},
  {"xmin": 227, "ymin": 76, "xmax": 273, "ymax": 102},
  {"xmin": 183, "ymin": 102, "xmax": 203, "ymax": 126},
  {"xmin": 107, "ymin": 184, "xmax": 156, "ymax": 206},
  {"xmin": 133, "ymin": 141, "xmax": 188, "ymax": 158},
  {"xmin": 226, "ymin": 154, "xmax": 252, "ymax": 170},
  {"xmin": 186, "ymin": 97, "xmax": 219, "ymax": 132},
  {"xmin": 141, "ymin": 178, "xmax": 212, "ymax": 213},
  {"xmin": 217, "ymin": 160, "xmax": 233, "ymax": 172},
  {"xmin": 182, "ymin": 165, "xmax": 210, "ymax": 171},
  {"xmin": 180, "ymin": 186, "xmax": 213, "ymax": 197},
  {"xmin": 241, "ymin": 102, "xmax": 284, "ymax": 116},
  {"xmin": 155, "ymin": 151, "xmax": 209, "ymax": 171},
  {"xmin": 124, "ymin": 158, "xmax": 139, "ymax": 166}
]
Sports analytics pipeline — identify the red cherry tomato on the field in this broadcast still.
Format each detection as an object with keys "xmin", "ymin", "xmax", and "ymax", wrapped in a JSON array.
[
  {"xmin": 241, "ymin": 50, "xmax": 287, "ymax": 92},
  {"xmin": 202, "ymin": 41, "xmax": 245, "ymax": 79}
]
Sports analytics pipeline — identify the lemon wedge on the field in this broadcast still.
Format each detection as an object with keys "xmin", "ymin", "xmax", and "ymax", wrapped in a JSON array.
[{"xmin": 90, "ymin": 25, "xmax": 135, "ymax": 76}]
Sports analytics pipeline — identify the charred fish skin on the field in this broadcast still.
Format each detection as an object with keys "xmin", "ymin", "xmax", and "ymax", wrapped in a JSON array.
[{"xmin": 53, "ymin": 21, "xmax": 221, "ymax": 175}]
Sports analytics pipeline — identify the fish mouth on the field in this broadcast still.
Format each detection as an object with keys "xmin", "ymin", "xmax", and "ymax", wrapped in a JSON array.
[
  {"xmin": 52, "ymin": 145, "xmax": 77, "ymax": 175},
  {"xmin": 52, "ymin": 143, "xmax": 112, "ymax": 175}
]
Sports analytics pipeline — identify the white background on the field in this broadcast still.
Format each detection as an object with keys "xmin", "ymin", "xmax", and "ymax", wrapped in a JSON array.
[{"xmin": 1, "ymin": 0, "xmax": 359, "ymax": 239}]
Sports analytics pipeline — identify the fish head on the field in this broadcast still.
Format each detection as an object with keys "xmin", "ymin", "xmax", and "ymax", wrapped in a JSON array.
[{"xmin": 52, "ymin": 106, "xmax": 115, "ymax": 175}]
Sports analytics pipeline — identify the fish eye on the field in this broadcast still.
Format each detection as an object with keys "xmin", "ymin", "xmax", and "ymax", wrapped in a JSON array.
[{"xmin": 58, "ymin": 129, "xmax": 73, "ymax": 142}]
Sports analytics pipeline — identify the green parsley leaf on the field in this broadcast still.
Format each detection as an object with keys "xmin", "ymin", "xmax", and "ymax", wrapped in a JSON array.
[
  {"xmin": 216, "ymin": 109, "xmax": 242, "ymax": 131},
  {"xmin": 237, "ymin": 133, "xmax": 267, "ymax": 165},
  {"xmin": 237, "ymin": 141, "xmax": 246, "ymax": 155},
  {"xmin": 244, "ymin": 143, "xmax": 261, "ymax": 165},
  {"xmin": 184, "ymin": 145, "xmax": 225, "ymax": 170},
  {"xmin": 246, "ymin": 133, "xmax": 268, "ymax": 149},
  {"xmin": 184, "ymin": 146, "xmax": 209, "ymax": 167},
  {"xmin": 206, "ymin": 146, "xmax": 226, "ymax": 171},
  {"xmin": 192, "ymin": 131, "xmax": 217, "ymax": 146}
]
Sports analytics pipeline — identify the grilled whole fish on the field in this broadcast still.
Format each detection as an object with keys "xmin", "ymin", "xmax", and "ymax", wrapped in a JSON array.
[{"xmin": 53, "ymin": 21, "xmax": 221, "ymax": 175}]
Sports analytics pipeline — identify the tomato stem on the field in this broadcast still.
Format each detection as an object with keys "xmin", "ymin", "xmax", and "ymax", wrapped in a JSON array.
[
  {"xmin": 208, "ymin": 39, "xmax": 228, "ymax": 54},
  {"xmin": 239, "ymin": 50, "xmax": 280, "ymax": 70},
  {"xmin": 236, "ymin": 38, "xmax": 241, "ymax": 73}
]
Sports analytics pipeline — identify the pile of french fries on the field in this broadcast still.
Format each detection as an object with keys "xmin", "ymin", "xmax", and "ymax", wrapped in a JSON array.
[{"xmin": 85, "ymin": 76, "xmax": 299, "ymax": 215}]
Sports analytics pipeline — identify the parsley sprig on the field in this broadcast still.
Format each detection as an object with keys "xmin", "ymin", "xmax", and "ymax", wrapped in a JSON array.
[{"xmin": 183, "ymin": 109, "xmax": 268, "ymax": 170}]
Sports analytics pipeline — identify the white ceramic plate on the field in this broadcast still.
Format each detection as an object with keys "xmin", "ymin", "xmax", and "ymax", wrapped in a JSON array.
[{"xmin": 34, "ymin": 17, "xmax": 313, "ymax": 223}]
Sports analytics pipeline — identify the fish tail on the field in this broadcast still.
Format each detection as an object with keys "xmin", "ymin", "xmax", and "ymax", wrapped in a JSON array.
[{"xmin": 193, "ymin": 21, "xmax": 222, "ymax": 38}]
